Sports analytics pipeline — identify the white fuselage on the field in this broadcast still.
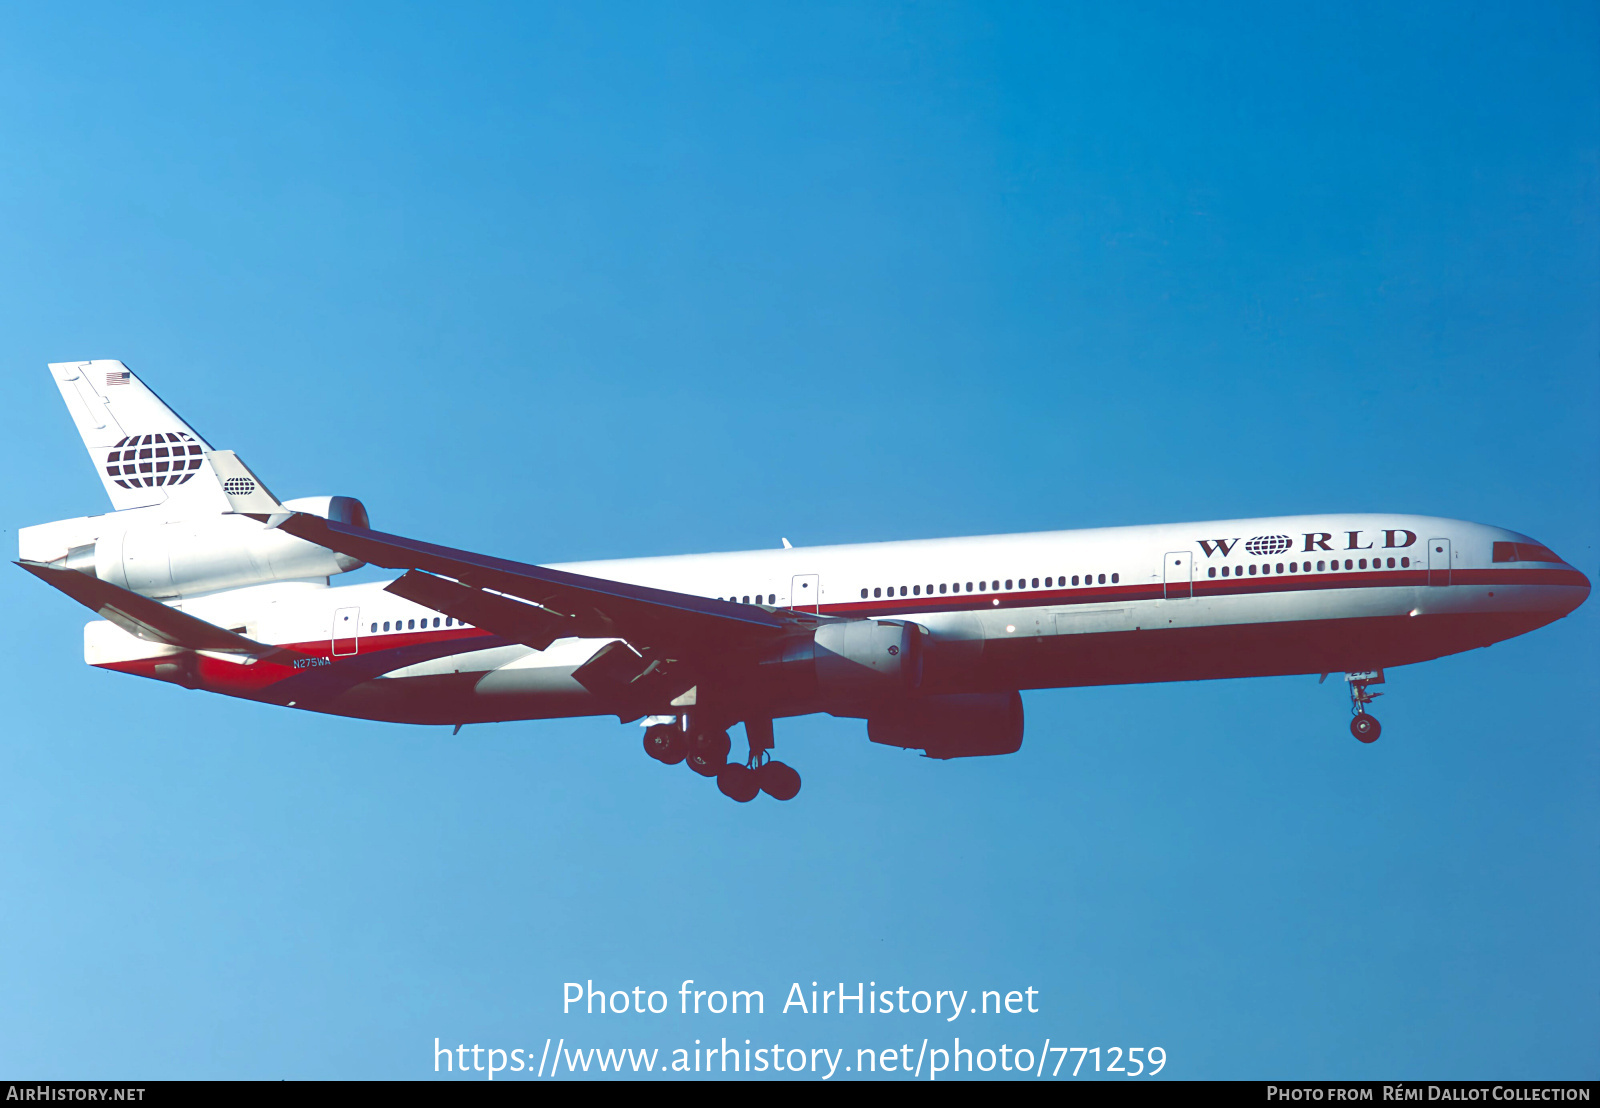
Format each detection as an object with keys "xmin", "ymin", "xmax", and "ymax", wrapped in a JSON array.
[{"xmin": 81, "ymin": 512, "xmax": 1589, "ymax": 727}]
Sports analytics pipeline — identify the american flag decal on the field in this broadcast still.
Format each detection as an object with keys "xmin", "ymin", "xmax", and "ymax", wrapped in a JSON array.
[{"xmin": 105, "ymin": 370, "xmax": 131, "ymax": 387}]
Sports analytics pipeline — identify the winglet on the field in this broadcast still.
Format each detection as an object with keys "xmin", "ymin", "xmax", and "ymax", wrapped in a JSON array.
[{"xmin": 206, "ymin": 450, "xmax": 291, "ymax": 526}]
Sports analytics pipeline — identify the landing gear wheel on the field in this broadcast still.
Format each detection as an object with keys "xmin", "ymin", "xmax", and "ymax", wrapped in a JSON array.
[
  {"xmin": 643, "ymin": 725, "xmax": 685, "ymax": 765},
  {"xmin": 716, "ymin": 763, "xmax": 760, "ymax": 802},
  {"xmin": 757, "ymin": 760, "xmax": 802, "ymax": 801},
  {"xmin": 1350, "ymin": 713, "xmax": 1381, "ymax": 743},
  {"xmin": 685, "ymin": 730, "xmax": 731, "ymax": 777}
]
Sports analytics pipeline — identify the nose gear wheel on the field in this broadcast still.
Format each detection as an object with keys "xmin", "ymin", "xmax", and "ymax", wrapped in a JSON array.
[{"xmin": 1343, "ymin": 670, "xmax": 1385, "ymax": 744}]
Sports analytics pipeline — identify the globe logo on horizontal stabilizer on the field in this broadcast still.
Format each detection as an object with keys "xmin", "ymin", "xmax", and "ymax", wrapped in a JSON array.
[
  {"xmin": 1244, "ymin": 534, "xmax": 1292, "ymax": 556},
  {"xmin": 105, "ymin": 432, "xmax": 204, "ymax": 489},
  {"xmin": 223, "ymin": 477, "xmax": 256, "ymax": 496}
]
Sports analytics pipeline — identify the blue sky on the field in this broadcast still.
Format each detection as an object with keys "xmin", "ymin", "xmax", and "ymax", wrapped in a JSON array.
[{"xmin": 0, "ymin": 1, "xmax": 1595, "ymax": 1080}]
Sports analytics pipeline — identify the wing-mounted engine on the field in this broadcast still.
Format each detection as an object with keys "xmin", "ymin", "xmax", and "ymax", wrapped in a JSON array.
[
  {"xmin": 18, "ymin": 495, "xmax": 370, "ymax": 599},
  {"xmin": 756, "ymin": 618, "xmax": 924, "ymax": 703},
  {"xmin": 867, "ymin": 691, "xmax": 1024, "ymax": 759}
]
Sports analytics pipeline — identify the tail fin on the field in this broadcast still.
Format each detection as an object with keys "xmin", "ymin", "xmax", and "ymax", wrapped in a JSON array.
[{"xmin": 48, "ymin": 360, "xmax": 227, "ymax": 514}]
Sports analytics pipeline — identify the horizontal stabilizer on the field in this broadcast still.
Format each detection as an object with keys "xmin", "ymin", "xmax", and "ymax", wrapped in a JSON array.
[{"xmin": 16, "ymin": 560, "xmax": 303, "ymax": 663}]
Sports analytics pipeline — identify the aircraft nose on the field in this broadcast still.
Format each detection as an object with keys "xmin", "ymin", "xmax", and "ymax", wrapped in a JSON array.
[{"xmin": 1560, "ymin": 564, "xmax": 1591, "ymax": 615}]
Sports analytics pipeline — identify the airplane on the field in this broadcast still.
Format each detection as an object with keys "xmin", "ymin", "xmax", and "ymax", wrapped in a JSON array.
[{"xmin": 18, "ymin": 361, "xmax": 1591, "ymax": 803}]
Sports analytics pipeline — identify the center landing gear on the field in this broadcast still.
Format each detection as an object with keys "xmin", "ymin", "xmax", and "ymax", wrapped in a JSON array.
[
  {"xmin": 724, "ymin": 716, "xmax": 801, "ymax": 802},
  {"xmin": 1344, "ymin": 669, "xmax": 1384, "ymax": 743},
  {"xmin": 641, "ymin": 715, "xmax": 802, "ymax": 802}
]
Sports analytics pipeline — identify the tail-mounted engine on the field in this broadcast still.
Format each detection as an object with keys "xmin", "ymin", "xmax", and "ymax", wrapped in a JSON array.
[{"xmin": 19, "ymin": 495, "xmax": 370, "ymax": 599}]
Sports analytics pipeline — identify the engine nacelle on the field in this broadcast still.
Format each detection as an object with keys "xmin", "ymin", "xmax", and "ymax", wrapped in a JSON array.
[
  {"xmin": 868, "ymin": 692, "xmax": 1024, "ymax": 759},
  {"xmin": 758, "ymin": 619, "xmax": 923, "ymax": 702},
  {"xmin": 32, "ymin": 496, "xmax": 369, "ymax": 599}
]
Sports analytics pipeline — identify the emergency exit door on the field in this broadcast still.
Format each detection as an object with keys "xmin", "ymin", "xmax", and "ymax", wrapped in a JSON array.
[
  {"xmin": 1427, "ymin": 539, "xmax": 1451, "ymax": 587},
  {"xmin": 790, "ymin": 575, "xmax": 820, "ymax": 614},
  {"xmin": 332, "ymin": 607, "xmax": 360, "ymax": 655},
  {"xmin": 1163, "ymin": 551, "xmax": 1193, "ymax": 599}
]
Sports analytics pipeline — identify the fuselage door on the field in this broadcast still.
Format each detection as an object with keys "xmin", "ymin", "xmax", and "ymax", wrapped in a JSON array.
[
  {"xmin": 1427, "ymin": 538, "xmax": 1451, "ymax": 587},
  {"xmin": 1163, "ymin": 551, "xmax": 1193, "ymax": 599},
  {"xmin": 790, "ymin": 574, "xmax": 820, "ymax": 614},
  {"xmin": 332, "ymin": 606, "xmax": 360, "ymax": 656}
]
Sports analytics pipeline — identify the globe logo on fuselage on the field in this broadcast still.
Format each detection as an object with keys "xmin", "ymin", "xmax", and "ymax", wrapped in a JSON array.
[
  {"xmin": 105, "ymin": 432, "xmax": 205, "ymax": 490},
  {"xmin": 1244, "ymin": 534, "xmax": 1292, "ymax": 556}
]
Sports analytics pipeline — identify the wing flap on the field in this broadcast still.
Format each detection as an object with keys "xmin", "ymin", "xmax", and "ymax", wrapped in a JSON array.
[
  {"xmin": 276, "ymin": 514, "xmax": 792, "ymax": 656},
  {"xmin": 384, "ymin": 569, "xmax": 574, "ymax": 651}
]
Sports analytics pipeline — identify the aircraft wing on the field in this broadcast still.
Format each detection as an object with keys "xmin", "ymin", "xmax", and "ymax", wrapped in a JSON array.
[
  {"xmin": 16, "ymin": 560, "xmax": 305, "ymax": 663},
  {"xmin": 274, "ymin": 513, "xmax": 813, "ymax": 715}
]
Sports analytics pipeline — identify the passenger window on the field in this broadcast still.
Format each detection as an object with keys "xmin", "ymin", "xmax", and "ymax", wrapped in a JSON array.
[
  {"xmin": 1111, "ymin": 573, "xmax": 1118, "ymax": 583},
  {"xmin": 446, "ymin": 617, "xmax": 454, "ymax": 626},
  {"xmin": 1357, "ymin": 559, "xmax": 1365, "ymax": 569},
  {"xmin": 433, "ymin": 617, "xmax": 440, "ymax": 627},
  {"xmin": 769, "ymin": 594, "xmax": 775, "ymax": 604},
  {"xmin": 1005, "ymin": 579, "xmax": 1013, "ymax": 590},
  {"xmin": 1248, "ymin": 565, "xmax": 1256, "ymax": 576},
  {"xmin": 913, "ymin": 585, "xmax": 921, "ymax": 595},
  {"xmin": 1275, "ymin": 563, "xmax": 1284, "ymax": 573},
  {"xmin": 1097, "ymin": 573, "xmax": 1105, "ymax": 584},
  {"xmin": 1261, "ymin": 564, "xmax": 1270, "ymax": 575},
  {"xmin": 860, "ymin": 588, "xmax": 868, "ymax": 599},
  {"xmin": 1316, "ymin": 560, "xmax": 1325, "ymax": 571},
  {"xmin": 1385, "ymin": 557, "xmax": 1394, "ymax": 568},
  {"xmin": 1401, "ymin": 557, "xmax": 1410, "ymax": 568},
  {"xmin": 1289, "ymin": 562, "xmax": 1297, "ymax": 572},
  {"xmin": 408, "ymin": 619, "xmax": 415, "ymax": 629},
  {"xmin": 1031, "ymin": 577, "xmax": 1039, "ymax": 588},
  {"xmin": 742, "ymin": 595, "xmax": 750, "ymax": 604},
  {"xmin": 383, "ymin": 621, "xmax": 390, "ymax": 631},
  {"xmin": 1208, "ymin": 567, "xmax": 1217, "ymax": 578},
  {"xmin": 966, "ymin": 582, "xmax": 973, "ymax": 592},
  {"xmin": 874, "ymin": 588, "xmax": 882, "ymax": 598},
  {"xmin": 369, "ymin": 623, "xmax": 377, "ymax": 633},
  {"xmin": 939, "ymin": 583, "xmax": 947, "ymax": 594},
  {"xmin": 1071, "ymin": 575, "xmax": 1079, "ymax": 585},
  {"xmin": 1344, "ymin": 559, "xmax": 1353, "ymax": 570},
  {"xmin": 1045, "ymin": 577, "xmax": 1052, "ymax": 587}
]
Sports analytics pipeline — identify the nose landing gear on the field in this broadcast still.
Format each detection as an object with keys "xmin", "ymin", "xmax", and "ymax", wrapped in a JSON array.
[
  {"xmin": 639, "ymin": 715, "xmax": 802, "ymax": 801},
  {"xmin": 1344, "ymin": 669, "xmax": 1384, "ymax": 743}
]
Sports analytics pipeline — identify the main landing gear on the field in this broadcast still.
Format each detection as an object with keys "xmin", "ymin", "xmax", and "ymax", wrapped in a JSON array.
[
  {"xmin": 1344, "ymin": 669, "xmax": 1384, "ymax": 743},
  {"xmin": 641, "ymin": 716, "xmax": 802, "ymax": 802}
]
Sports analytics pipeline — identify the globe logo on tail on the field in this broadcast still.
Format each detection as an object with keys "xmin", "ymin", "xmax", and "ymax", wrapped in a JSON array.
[{"xmin": 104, "ymin": 432, "xmax": 205, "ymax": 489}]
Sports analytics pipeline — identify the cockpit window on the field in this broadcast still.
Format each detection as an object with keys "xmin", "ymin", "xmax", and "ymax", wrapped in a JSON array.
[{"xmin": 1493, "ymin": 542, "xmax": 1562, "ymax": 564}]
